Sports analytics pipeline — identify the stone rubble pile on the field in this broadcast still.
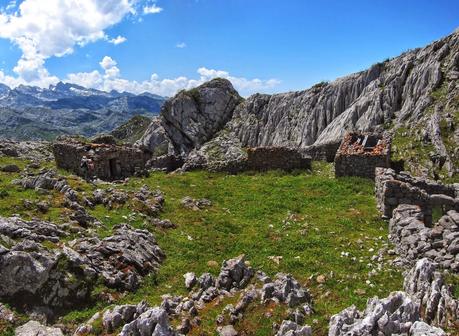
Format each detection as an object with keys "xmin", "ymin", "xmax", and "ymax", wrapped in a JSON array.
[{"xmin": 375, "ymin": 168, "xmax": 458, "ymax": 224}]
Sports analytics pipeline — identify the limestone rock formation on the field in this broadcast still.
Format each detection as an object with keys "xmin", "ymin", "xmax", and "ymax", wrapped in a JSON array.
[
  {"xmin": 137, "ymin": 78, "xmax": 242, "ymax": 157},
  {"xmin": 328, "ymin": 291, "xmax": 420, "ymax": 336},
  {"xmin": 404, "ymin": 258, "xmax": 459, "ymax": 328},
  {"xmin": 136, "ymin": 29, "xmax": 459, "ymax": 176},
  {"xmin": 15, "ymin": 321, "xmax": 64, "ymax": 336},
  {"xmin": 68, "ymin": 224, "xmax": 165, "ymax": 290},
  {"xmin": 0, "ymin": 217, "xmax": 164, "ymax": 314}
]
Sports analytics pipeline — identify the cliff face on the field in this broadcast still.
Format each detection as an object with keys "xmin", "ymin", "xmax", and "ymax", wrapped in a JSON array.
[
  {"xmin": 229, "ymin": 32, "xmax": 455, "ymax": 148},
  {"xmin": 139, "ymin": 30, "xmax": 459, "ymax": 179}
]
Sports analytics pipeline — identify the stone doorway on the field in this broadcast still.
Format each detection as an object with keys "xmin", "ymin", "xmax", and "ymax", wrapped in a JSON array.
[{"xmin": 109, "ymin": 158, "xmax": 119, "ymax": 179}]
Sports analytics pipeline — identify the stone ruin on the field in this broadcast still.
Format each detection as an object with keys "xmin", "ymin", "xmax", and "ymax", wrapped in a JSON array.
[
  {"xmin": 375, "ymin": 168, "xmax": 459, "ymax": 225},
  {"xmin": 334, "ymin": 132, "xmax": 391, "ymax": 179},
  {"xmin": 182, "ymin": 144, "xmax": 312, "ymax": 173},
  {"xmin": 53, "ymin": 139, "xmax": 151, "ymax": 181},
  {"xmin": 245, "ymin": 147, "xmax": 311, "ymax": 172}
]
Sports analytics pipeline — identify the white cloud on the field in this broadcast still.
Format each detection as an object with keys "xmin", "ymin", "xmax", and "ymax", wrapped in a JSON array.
[
  {"xmin": 176, "ymin": 42, "xmax": 186, "ymax": 49},
  {"xmin": 109, "ymin": 35, "xmax": 127, "ymax": 45},
  {"xmin": 66, "ymin": 56, "xmax": 281, "ymax": 97},
  {"xmin": 0, "ymin": 0, "xmax": 139, "ymax": 86},
  {"xmin": 143, "ymin": 4, "xmax": 162, "ymax": 14}
]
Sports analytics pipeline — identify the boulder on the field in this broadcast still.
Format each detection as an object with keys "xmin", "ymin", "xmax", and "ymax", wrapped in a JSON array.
[
  {"xmin": 216, "ymin": 255, "xmax": 254, "ymax": 291},
  {"xmin": 410, "ymin": 321, "xmax": 446, "ymax": 336},
  {"xmin": 119, "ymin": 307, "xmax": 175, "ymax": 336},
  {"xmin": 15, "ymin": 321, "xmax": 63, "ymax": 336}
]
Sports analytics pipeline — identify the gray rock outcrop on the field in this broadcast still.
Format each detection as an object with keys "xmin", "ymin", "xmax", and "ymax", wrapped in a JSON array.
[
  {"xmin": 15, "ymin": 320, "xmax": 64, "ymax": 336},
  {"xmin": 68, "ymin": 224, "xmax": 165, "ymax": 290},
  {"xmin": 328, "ymin": 291, "xmax": 420, "ymax": 336},
  {"xmin": 0, "ymin": 217, "xmax": 164, "ymax": 314},
  {"xmin": 137, "ymin": 78, "xmax": 242, "ymax": 157},
  {"xmin": 404, "ymin": 258, "xmax": 459, "ymax": 328}
]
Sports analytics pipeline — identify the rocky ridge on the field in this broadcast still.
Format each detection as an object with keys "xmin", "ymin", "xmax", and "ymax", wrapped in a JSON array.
[{"xmin": 138, "ymin": 30, "xmax": 459, "ymax": 179}]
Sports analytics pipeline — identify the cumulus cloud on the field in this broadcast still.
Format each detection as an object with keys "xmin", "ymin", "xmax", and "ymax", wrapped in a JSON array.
[
  {"xmin": 0, "ymin": 0, "xmax": 140, "ymax": 86},
  {"xmin": 176, "ymin": 42, "xmax": 187, "ymax": 48},
  {"xmin": 66, "ymin": 56, "xmax": 281, "ymax": 97},
  {"xmin": 143, "ymin": 4, "xmax": 162, "ymax": 14},
  {"xmin": 109, "ymin": 35, "xmax": 127, "ymax": 45}
]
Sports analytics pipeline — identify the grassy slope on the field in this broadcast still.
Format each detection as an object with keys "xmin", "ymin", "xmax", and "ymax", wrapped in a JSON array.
[{"xmin": 0, "ymin": 159, "xmax": 404, "ymax": 335}]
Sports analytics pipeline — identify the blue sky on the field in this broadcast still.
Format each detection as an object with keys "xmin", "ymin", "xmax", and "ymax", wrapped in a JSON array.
[{"xmin": 0, "ymin": 0, "xmax": 458, "ymax": 96}]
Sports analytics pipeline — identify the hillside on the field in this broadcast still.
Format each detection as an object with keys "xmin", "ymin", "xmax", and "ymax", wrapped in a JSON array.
[
  {"xmin": 138, "ymin": 30, "xmax": 459, "ymax": 182},
  {"xmin": 0, "ymin": 82, "xmax": 165, "ymax": 141},
  {"xmin": 111, "ymin": 115, "xmax": 153, "ymax": 144}
]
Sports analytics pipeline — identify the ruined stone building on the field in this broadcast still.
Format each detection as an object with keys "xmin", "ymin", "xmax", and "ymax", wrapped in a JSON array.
[
  {"xmin": 375, "ymin": 167, "xmax": 459, "ymax": 225},
  {"xmin": 334, "ymin": 132, "xmax": 391, "ymax": 179},
  {"xmin": 53, "ymin": 140, "xmax": 151, "ymax": 181}
]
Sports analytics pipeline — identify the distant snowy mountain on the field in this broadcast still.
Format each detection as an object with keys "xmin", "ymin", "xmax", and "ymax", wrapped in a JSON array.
[{"xmin": 0, "ymin": 82, "xmax": 166, "ymax": 140}]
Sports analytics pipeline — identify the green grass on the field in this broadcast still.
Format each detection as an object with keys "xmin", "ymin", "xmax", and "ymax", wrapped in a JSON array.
[{"xmin": 0, "ymin": 159, "xmax": 405, "ymax": 335}]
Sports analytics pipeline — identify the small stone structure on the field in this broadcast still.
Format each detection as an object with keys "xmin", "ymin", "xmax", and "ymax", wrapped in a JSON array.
[
  {"xmin": 375, "ymin": 168, "xmax": 458, "ymax": 225},
  {"xmin": 335, "ymin": 132, "xmax": 391, "ymax": 179},
  {"xmin": 53, "ymin": 140, "xmax": 151, "ymax": 180}
]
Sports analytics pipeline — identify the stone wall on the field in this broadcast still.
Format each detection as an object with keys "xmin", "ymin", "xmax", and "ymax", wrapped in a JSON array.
[
  {"xmin": 375, "ymin": 168, "xmax": 459, "ymax": 225},
  {"xmin": 389, "ymin": 204, "xmax": 459, "ymax": 271},
  {"xmin": 53, "ymin": 142, "xmax": 151, "ymax": 180},
  {"xmin": 334, "ymin": 132, "xmax": 391, "ymax": 179},
  {"xmin": 303, "ymin": 142, "xmax": 340, "ymax": 162},
  {"xmin": 245, "ymin": 147, "xmax": 311, "ymax": 172}
]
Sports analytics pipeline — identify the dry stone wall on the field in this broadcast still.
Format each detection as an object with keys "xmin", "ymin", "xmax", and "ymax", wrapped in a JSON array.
[
  {"xmin": 389, "ymin": 204, "xmax": 459, "ymax": 271},
  {"xmin": 245, "ymin": 147, "xmax": 311, "ymax": 172},
  {"xmin": 375, "ymin": 168, "xmax": 458, "ymax": 224}
]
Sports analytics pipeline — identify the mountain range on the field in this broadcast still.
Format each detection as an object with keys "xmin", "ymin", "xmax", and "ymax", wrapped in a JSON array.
[{"xmin": 0, "ymin": 82, "xmax": 165, "ymax": 140}]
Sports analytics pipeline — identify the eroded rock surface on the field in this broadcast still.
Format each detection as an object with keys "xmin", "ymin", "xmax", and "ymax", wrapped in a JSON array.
[
  {"xmin": 137, "ymin": 78, "xmax": 242, "ymax": 157},
  {"xmin": 0, "ymin": 217, "xmax": 164, "ymax": 315},
  {"xmin": 404, "ymin": 258, "xmax": 459, "ymax": 328},
  {"xmin": 328, "ymin": 291, "xmax": 420, "ymax": 336}
]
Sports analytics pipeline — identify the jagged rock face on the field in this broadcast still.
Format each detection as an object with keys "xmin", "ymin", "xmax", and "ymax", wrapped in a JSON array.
[
  {"xmin": 328, "ymin": 291, "xmax": 421, "ymax": 336},
  {"xmin": 138, "ymin": 78, "xmax": 242, "ymax": 156},
  {"xmin": 229, "ymin": 33, "xmax": 456, "ymax": 149}
]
